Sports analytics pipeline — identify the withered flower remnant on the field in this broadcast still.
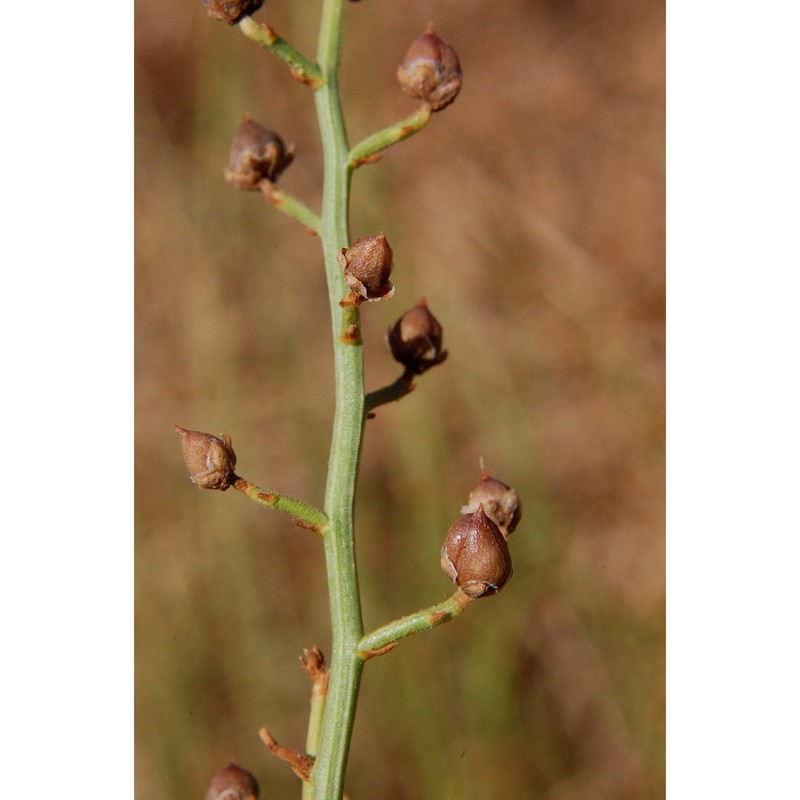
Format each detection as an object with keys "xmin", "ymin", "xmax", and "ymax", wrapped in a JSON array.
[
  {"xmin": 440, "ymin": 506, "xmax": 513, "ymax": 598},
  {"xmin": 203, "ymin": 0, "xmax": 264, "ymax": 25},
  {"xmin": 224, "ymin": 117, "xmax": 295, "ymax": 190},
  {"xmin": 204, "ymin": 762, "xmax": 260, "ymax": 800},
  {"xmin": 338, "ymin": 233, "xmax": 395, "ymax": 301},
  {"xmin": 387, "ymin": 299, "xmax": 447, "ymax": 374},
  {"xmin": 397, "ymin": 23, "xmax": 462, "ymax": 112},
  {"xmin": 174, "ymin": 426, "xmax": 237, "ymax": 491},
  {"xmin": 461, "ymin": 471, "xmax": 521, "ymax": 537}
]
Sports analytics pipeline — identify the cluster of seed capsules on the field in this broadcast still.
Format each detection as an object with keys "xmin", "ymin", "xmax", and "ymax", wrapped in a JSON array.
[
  {"xmin": 219, "ymin": 19, "xmax": 463, "ymax": 192},
  {"xmin": 175, "ymin": 295, "xmax": 520, "ymax": 600},
  {"xmin": 172, "ymin": 296, "xmax": 450, "ymax": 490},
  {"xmin": 181, "ymin": 6, "xmax": 520, "ymax": 602},
  {"xmin": 189, "ymin": 5, "xmax": 519, "ymax": 798},
  {"xmin": 175, "ymin": 427, "xmax": 522, "ymax": 603}
]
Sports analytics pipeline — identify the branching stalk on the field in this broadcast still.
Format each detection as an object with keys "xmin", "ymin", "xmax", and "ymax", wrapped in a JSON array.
[
  {"xmin": 301, "ymin": 647, "xmax": 329, "ymax": 800},
  {"xmin": 259, "ymin": 182, "xmax": 322, "ymax": 234},
  {"xmin": 358, "ymin": 590, "xmax": 473, "ymax": 655},
  {"xmin": 238, "ymin": 16, "xmax": 323, "ymax": 87},
  {"xmin": 348, "ymin": 105, "xmax": 432, "ymax": 168},
  {"xmin": 364, "ymin": 370, "xmax": 415, "ymax": 413},
  {"xmin": 231, "ymin": 476, "xmax": 328, "ymax": 532}
]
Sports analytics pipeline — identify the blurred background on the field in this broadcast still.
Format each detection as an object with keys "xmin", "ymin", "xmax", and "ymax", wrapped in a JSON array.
[{"xmin": 135, "ymin": 0, "xmax": 664, "ymax": 797}]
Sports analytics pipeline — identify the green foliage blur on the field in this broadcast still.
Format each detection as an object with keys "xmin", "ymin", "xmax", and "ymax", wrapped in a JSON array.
[{"xmin": 135, "ymin": 0, "xmax": 665, "ymax": 797}]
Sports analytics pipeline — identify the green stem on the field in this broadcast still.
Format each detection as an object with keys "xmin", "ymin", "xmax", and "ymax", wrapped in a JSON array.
[
  {"xmin": 304, "ymin": 683, "xmax": 326, "ymax": 758},
  {"xmin": 348, "ymin": 105, "xmax": 432, "ymax": 167},
  {"xmin": 232, "ymin": 477, "xmax": 328, "ymax": 532},
  {"xmin": 301, "ymin": 651, "xmax": 329, "ymax": 800},
  {"xmin": 311, "ymin": 0, "xmax": 366, "ymax": 797},
  {"xmin": 238, "ymin": 16, "xmax": 323, "ymax": 87},
  {"xmin": 260, "ymin": 183, "xmax": 322, "ymax": 234},
  {"xmin": 357, "ymin": 590, "xmax": 473, "ymax": 655}
]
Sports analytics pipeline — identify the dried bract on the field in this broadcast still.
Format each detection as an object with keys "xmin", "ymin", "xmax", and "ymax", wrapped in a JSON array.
[
  {"xmin": 397, "ymin": 23, "xmax": 462, "ymax": 112},
  {"xmin": 387, "ymin": 300, "xmax": 447, "ymax": 374},
  {"xmin": 224, "ymin": 117, "xmax": 294, "ymax": 190},
  {"xmin": 203, "ymin": 0, "xmax": 264, "ymax": 25},
  {"xmin": 204, "ymin": 762, "xmax": 259, "ymax": 800},
  {"xmin": 338, "ymin": 233, "xmax": 395, "ymax": 301},
  {"xmin": 461, "ymin": 471, "xmax": 521, "ymax": 537},
  {"xmin": 440, "ymin": 506, "xmax": 512, "ymax": 598},
  {"xmin": 175, "ymin": 425, "xmax": 237, "ymax": 491}
]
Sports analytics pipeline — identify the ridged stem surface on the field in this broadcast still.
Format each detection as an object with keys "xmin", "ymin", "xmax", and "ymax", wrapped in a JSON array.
[{"xmin": 311, "ymin": 0, "xmax": 365, "ymax": 797}]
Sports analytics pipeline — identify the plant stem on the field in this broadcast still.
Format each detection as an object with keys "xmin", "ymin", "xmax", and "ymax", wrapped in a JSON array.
[
  {"xmin": 364, "ymin": 370, "xmax": 415, "ymax": 413},
  {"xmin": 238, "ymin": 16, "xmax": 323, "ymax": 87},
  {"xmin": 301, "ymin": 648, "xmax": 329, "ymax": 800},
  {"xmin": 348, "ymin": 105, "xmax": 432, "ymax": 167},
  {"xmin": 357, "ymin": 590, "xmax": 473, "ymax": 655},
  {"xmin": 260, "ymin": 183, "xmax": 322, "ymax": 234},
  {"xmin": 231, "ymin": 477, "xmax": 328, "ymax": 532},
  {"xmin": 311, "ymin": 0, "xmax": 366, "ymax": 797}
]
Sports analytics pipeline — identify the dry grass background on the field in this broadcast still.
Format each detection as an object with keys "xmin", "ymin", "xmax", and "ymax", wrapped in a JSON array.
[{"xmin": 135, "ymin": 0, "xmax": 664, "ymax": 797}]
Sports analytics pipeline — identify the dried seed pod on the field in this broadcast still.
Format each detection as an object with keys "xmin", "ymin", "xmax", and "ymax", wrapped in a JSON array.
[
  {"xmin": 224, "ymin": 117, "xmax": 294, "ymax": 190},
  {"xmin": 387, "ymin": 299, "xmax": 447, "ymax": 374},
  {"xmin": 338, "ymin": 233, "xmax": 395, "ymax": 301},
  {"xmin": 174, "ymin": 425, "xmax": 237, "ymax": 491},
  {"xmin": 461, "ymin": 470, "xmax": 521, "ymax": 536},
  {"xmin": 204, "ymin": 762, "xmax": 259, "ymax": 800},
  {"xmin": 440, "ymin": 506, "xmax": 512, "ymax": 598},
  {"xmin": 397, "ymin": 23, "xmax": 462, "ymax": 112},
  {"xmin": 203, "ymin": 0, "xmax": 264, "ymax": 25}
]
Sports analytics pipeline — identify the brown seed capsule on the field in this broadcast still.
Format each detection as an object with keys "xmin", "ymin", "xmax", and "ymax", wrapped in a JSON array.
[
  {"xmin": 387, "ymin": 299, "xmax": 447, "ymax": 374},
  {"xmin": 174, "ymin": 425, "xmax": 237, "ymax": 491},
  {"xmin": 338, "ymin": 233, "xmax": 395, "ymax": 301},
  {"xmin": 204, "ymin": 762, "xmax": 259, "ymax": 800},
  {"xmin": 440, "ymin": 506, "xmax": 513, "ymax": 598},
  {"xmin": 461, "ymin": 470, "xmax": 522, "ymax": 537},
  {"xmin": 202, "ymin": 0, "xmax": 264, "ymax": 25},
  {"xmin": 396, "ymin": 23, "xmax": 462, "ymax": 112},
  {"xmin": 224, "ymin": 117, "xmax": 294, "ymax": 190}
]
